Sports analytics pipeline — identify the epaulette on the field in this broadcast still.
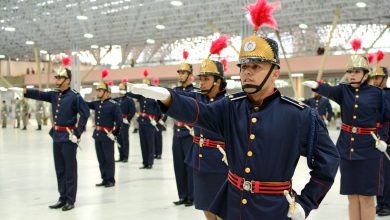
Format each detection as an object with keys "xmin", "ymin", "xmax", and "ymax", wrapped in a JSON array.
[
  {"xmin": 71, "ymin": 89, "xmax": 79, "ymax": 94},
  {"xmin": 227, "ymin": 92, "xmax": 246, "ymax": 101},
  {"xmin": 192, "ymin": 89, "xmax": 202, "ymax": 94},
  {"xmin": 281, "ymin": 96, "xmax": 307, "ymax": 109},
  {"xmin": 109, "ymin": 99, "xmax": 118, "ymax": 104}
]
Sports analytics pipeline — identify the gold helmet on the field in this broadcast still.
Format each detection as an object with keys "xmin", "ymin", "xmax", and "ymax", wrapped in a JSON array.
[
  {"xmin": 55, "ymin": 56, "xmax": 72, "ymax": 79},
  {"xmin": 177, "ymin": 51, "xmax": 193, "ymax": 74},
  {"xmin": 369, "ymin": 51, "xmax": 387, "ymax": 77},
  {"xmin": 238, "ymin": 0, "xmax": 281, "ymax": 67},
  {"xmin": 97, "ymin": 69, "xmax": 110, "ymax": 91},
  {"xmin": 346, "ymin": 39, "xmax": 370, "ymax": 72}
]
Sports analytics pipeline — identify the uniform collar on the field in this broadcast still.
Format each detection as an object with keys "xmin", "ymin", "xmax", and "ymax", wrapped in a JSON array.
[
  {"xmin": 250, "ymin": 89, "xmax": 280, "ymax": 111},
  {"xmin": 60, "ymin": 87, "xmax": 70, "ymax": 94},
  {"xmin": 182, "ymin": 84, "xmax": 193, "ymax": 90}
]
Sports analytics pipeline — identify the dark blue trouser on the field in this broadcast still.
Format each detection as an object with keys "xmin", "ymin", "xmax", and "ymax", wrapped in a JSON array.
[
  {"xmin": 139, "ymin": 124, "xmax": 156, "ymax": 166},
  {"xmin": 172, "ymin": 135, "xmax": 194, "ymax": 201},
  {"xmin": 155, "ymin": 128, "xmax": 163, "ymax": 156},
  {"xmin": 53, "ymin": 141, "xmax": 78, "ymax": 204},
  {"xmin": 117, "ymin": 123, "xmax": 130, "ymax": 160},
  {"xmin": 95, "ymin": 140, "xmax": 115, "ymax": 183},
  {"xmin": 378, "ymin": 157, "xmax": 390, "ymax": 208}
]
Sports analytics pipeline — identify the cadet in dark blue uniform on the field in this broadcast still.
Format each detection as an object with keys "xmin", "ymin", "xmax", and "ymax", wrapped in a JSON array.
[
  {"xmin": 172, "ymin": 51, "xmax": 197, "ymax": 206},
  {"xmin": 87, "ymin": 77, "xmax": 122, "ymax": 187},
  {"xmin": 127, "ymin": 90, "xmax": 161, "ymax": 169},
  {"xmin": 178, "ymin": 45, "xmax": 229, "ymax": 219},
  {"xmin": 154, "ymin": 114, "xmax": 167, "ymax": 159},
  {"xmin": 128, "ymin": 1, "xmax": 340, "ymax": 219},
  {"xmin": 115, "ymin": 81, "xmax": 136, "ymax": 163},
  {"xmin": 370, "ymin": 64, "xmax": 390, "ymax": 217},
  {"xmin": 304, "ymin": 44, "xmax": 390, "ymax": 220},
  {"xmin": 20, "ymin": 58, "xmax": 90, "ymax": 211},
  {"xmin": 303, "ymin": 92, "xmax": 334, "ymax": 125}
]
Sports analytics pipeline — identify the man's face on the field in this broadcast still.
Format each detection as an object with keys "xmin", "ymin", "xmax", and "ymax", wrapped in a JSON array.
[
  {"xmin": 177, "ymin": 70, "xmax": 190, "ymax": 83},
  {"xmin": 346, "ymin": 69, "xmax": 367, "ymax": 84},
  {"xmin": 371, "ymin": 76, "xmax": 387, "ymax": 88},
  {"xmin": 199, "ymin": 75, "xmax": 216, "ymax": 93},
  {"xmin": 239, "ymin": 62, "xmax": 280, "ymax": 94},
  {"xmin": 96, "ymin": 89, "xmax": 105, "ymax": 99},
  {"xmin": 55, "ymin": 76, "xmax": 69, "ymax": 88}
]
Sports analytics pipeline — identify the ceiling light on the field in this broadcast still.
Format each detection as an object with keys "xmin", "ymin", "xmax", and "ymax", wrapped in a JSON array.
[
  {"xmin": 146, "ymin": 39, "xmax": 155, "ymax": 44},
  {"xmin": 4, "ymin": 26, "xmax": 15, "ymax": 32},
  {"xmin": 76, "ymin": 15, "xmax": 88, "ymax": 20},
  {"xmin": 40, "ymin": 50, "xmax": 47, "ymax": 54},
  {"xmin": 156, "ymin": 24, "xmax": 165, "ymax": 30},
  {"xmin": 91, "ymin": 6, "xmax": 98, "ymax": 10},
  {"xmin": 0, "ymin": 20, "xmax": 4, "ymax": 23},
  {"xmin": 0, "ymin": 55, "xmax": 5, "ymax": 59},
  {"xmin": 84, "ymin": 33, "xmax": 94, "ymax": 38},
  {"xmin": 139, "ymin": 3, "xmax": 143, "ymax": 6},
  {"xmin": 291, "ymin": 73, "xmax": 304, "ymax": 77},
  {"xmin": 91, "ymin": 45, "xmax": 99, "ymax": 49},
  {"xmin": 170, "ymin": 1, "xmax": 183, "ymax": 6},
  {"xmin": 25, "ymin": 41, "xmax": 35, "ymax": 45},
  {"xmin": 356, "ymin": 2, "xmax": 367, "ymax": 8},
  {"xmin": 299, "ymin": 23, "xmax": 308, "ymax": 29}
]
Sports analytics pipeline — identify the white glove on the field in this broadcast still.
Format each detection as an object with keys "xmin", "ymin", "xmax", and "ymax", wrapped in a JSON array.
[
  {"xmin": 302, "ymin": 81, "xmax": 319, "ymax": 89},
  {"xmin": 128, "ymin": 83, "xmax": 171, "ymax": 101},
  {"xmin": 135, "ymin": 112, "xmax": 140, "ymax": 118},
  {"xmin": 158, "ymin": 120, "xmax": 165, "ymax": 126},
  {"xmin": 150, "ymin": 118, "xmax": 157, "ymax": 127},
  {"xmin": 324, "ymin": 118, "xmax": 329, "ymax": 126},
  {"xmin": 189, "ymin": 128, "xmax": 194, "ymax": 137},
  {"xmin": 9, "ymin": 87, "xmax": 25, "ymax": 93},
  {"xmin": 66, "ymin": 128, "xmax": 79, "ymax": 144},
  {"xmin": 376, "ymin": 140, "xmax": 388, "ymax": 153},
  {"xmin": 123, "ymin": 118, "xmax": 130, "ymax": 124},
  {"xmin": 285, "ymin": 191, "xmax": 305, "ymax": 220},
  {"xmin": 104, "ymin": 129, "xmax": 115, "ymax": 141}
]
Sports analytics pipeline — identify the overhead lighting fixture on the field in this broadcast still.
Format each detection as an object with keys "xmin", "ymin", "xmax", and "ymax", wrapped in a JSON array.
[
  {"xmin": 356, "ymin": 2, "xmax": 367, "ymax": 8},
  {"xmin": 76, "ymin": 15, "xmax": 88, "ymax": 20},
  {"xmin": 291, "ymin": 73, "xmax": 304, "ymax": 77},
  {"xmin": 139, "ymin": 3, "xmax": 143, "ymax": 6},
  {"xmin": 170, "ymin": 1, "xmax": 183, "ymax": 6},
  {"xmin": 299, "ymin": 23, "xmax": 308, "ymax": 29},
  {"xmin": 156, "ymin": 24, "xmax": 165, "ymax": 30},
  {"xmin": 84, "ymin": 33, "xmax": 94, "ymax": 38},
  {"xmin": 25, "ymin": 41, "xmax": 35, "ymax": 45},
  {"xmin": 0, "ymin": 20, "xmax": 4, "ymax": 23},
  {"xmin": 91, "ymin": 6, "xmax": 98, "ymax": 10},
  {"xmin": 40, "ymin": 50, "xmax": 47, "ymax": 54},
  {"xmin": 91, "ymin": 45, "xmax": 99, "ymax": 49},
  {"xmin": 0, "ymin": 55, "xmax": 5, "ymax": 59},
  {"xmin": 146, "ymin": 39, "xmax": 155, "ymax": 44},
  {"xmin": 4, "ymin": 26, "xmax": 15, "ymax": 32}
]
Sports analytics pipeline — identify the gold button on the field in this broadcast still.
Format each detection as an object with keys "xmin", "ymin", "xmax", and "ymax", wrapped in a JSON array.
[
  {"xmin": 353, "ymin": 115, "xmax": 357, "ymax": 119},
  {"xmin": 247, "ymin": 151, "xmax": 253, "ymax": 157},
  {"xmin": 199, "ymin": 154, "xmax": 203, "ymax": 158},
  {"xmin": 98, "ymin": 111, "xmax": 100, "ymax": 114},
  {"xmin": 254, "ymin": 107, "xmax": 259, "ymax": 112},
  {"xmin": 210, "ymin": 98, "xmax": 214, "ymax": 102},
  {"xmin": 242, "ymin": 199, "xmax": 247, "ymax": 205},
  {"xmin": 355, "ymin": 88, "xmax": 359, "ymax": 92},
  {"xmin": 97, "ymin": 122, "xmax": 99, "ymax": 125},
  {"xmin": 245, "ymin": 167, "xmax": 251, "ymax": 173},
  {"xmin": 250, "ymin": 134, "xmax": 255, "ymax": 140},
  {"xmin": 355, "ymin": 95, "xmax": 359, "ymax": 99},
  {"xmin": 55, "ymin": 116, "xmax": 57, "ymax": 119},
  {"xmin": 177, "ymin": 129, "xmax": 180, "ymax": 132},
  {"xmin": 57, "ymin": 104, "xmax": 60, "ymax": 107},
  {"xmin": 354, "ymin": 104, "xmax": 358, "ymax": 108},
  {"xmin": 251, "ymin": 118, "xmax": 257, "ymax": 123},
  {"xmin": 56, "ymin": 110, "xmax": 58, "ymax": 113},
  {"xmin": 99, "ymin": 105, "xmax": 102, "ymax": 108},
  {"xmin": 351, "ymin": 148, "xmax": 354, "ymax": 152},
  {"xmin": 144, "ymin": 101, "xmax": 146, "ymax": 103},
  {"xmin": 351, "ymin": 137, "xmax": 355, "ymax": 141},
  {"xmin": 98, "ymin": 117, "xmax": 100, "ymax": 119}
]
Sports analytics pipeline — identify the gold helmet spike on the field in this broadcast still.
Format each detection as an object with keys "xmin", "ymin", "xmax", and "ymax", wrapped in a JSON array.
[
  {"xmin": 177, "ymin": 50, "xmax": 193, "ymax": 73},
  {"xmin": 55, "ymin": 56, "xmax": 72, "ymax": 79},
  {"xmin": 97, "ymin": 68, "xmax": 110, "ymax": 91},
  {"xmin": 346, "ymin": 39, "xmax": 370, "ymax": 72}
]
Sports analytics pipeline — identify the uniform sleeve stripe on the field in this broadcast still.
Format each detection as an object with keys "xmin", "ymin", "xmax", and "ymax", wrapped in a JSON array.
[{"xmin": 191, "ymin": 98, "xmax": 200, "ymax": 124}]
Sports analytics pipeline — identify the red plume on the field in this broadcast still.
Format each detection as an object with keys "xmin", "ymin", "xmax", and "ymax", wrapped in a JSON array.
[
  {"xmin": 245, "ymin": 0, "xmax": 281, "ymax": 32},
  {"xmin": 143, "ymin": 69, "xmax": 149, "ymax": 77},
  {"xmin": 368, "ymin": 53, "xmax": 375, "ymax": 64},
  {"xmin": 107, "ymin": 80, "xmax": 114, "ymax": 86},
  {"xmin": 183, "ymin": 50, "xmax": 189, "ymax": 60},
  {"xmin": 152, "ymin": 77, "xmax": 159, "ymax": 86},
  {"xmin": 221, "ymin": 58, "xmax": 228, "ymax": 72},
  {"xmin": 377, "ymin": 50, "xmax": 385, "ymax": 63},
  {"xmin": 101, "ymin": 68, "xmax": 109, "ymax": 79},
  {"xmin": 62, "ymin": 56, "xmax": 71, "ymax": 67},
  {"xmin": 210, "ymin": 35, "xmax": 230, "ymax": 56},
  {"xmin": 350, "ymin": 38, "xmax": 362, "ymax": 52},
  {"xmin": 121, "ymin": 78, "xmax": 128, "ymax": 84}
]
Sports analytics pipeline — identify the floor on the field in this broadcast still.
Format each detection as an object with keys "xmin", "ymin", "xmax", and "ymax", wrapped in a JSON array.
[{"xmin": 0, "ymin": 121, "xmax": 389, "ymax": 220}]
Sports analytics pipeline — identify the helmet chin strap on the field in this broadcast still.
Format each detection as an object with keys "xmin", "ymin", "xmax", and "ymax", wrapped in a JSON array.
[
  {"xmin": 98, "ymin": 90, "xmax": 107, "ymax": 100},
  {"xmin": 56, "ymin": 78, "xmax": 67, "ymax": 90},
  {"xmin": 242, "ymin": 64, "xmax": 276, "ymax": 95},
  {"xmin": 179, "ymin": 72, "xmax": 191, "ymax": 85},
  {"xmin": 201, "ymin": 81, "xmax": 216, "ymax": 95}
]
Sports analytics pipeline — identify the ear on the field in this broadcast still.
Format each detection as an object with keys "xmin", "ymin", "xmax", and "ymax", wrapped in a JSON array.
[{"xmin": 272, "ymin": 68, "xmax": 281, "ymax": 80}]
